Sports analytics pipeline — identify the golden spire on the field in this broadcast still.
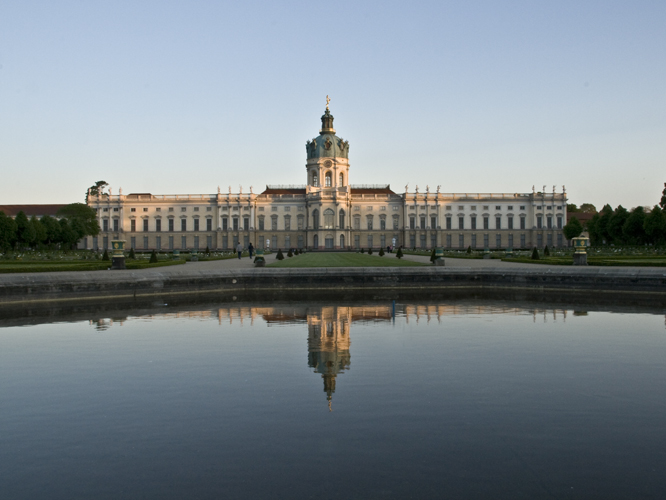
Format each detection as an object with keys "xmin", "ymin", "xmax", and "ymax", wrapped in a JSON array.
[{"xmin": 326, "ymin": 95, "xmax": 330, "ymax": 111}]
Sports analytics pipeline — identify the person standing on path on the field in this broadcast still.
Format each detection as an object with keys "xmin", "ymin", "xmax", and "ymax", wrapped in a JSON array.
[
  {"xmin": 248, "ymin": 242, "xmax": 254, "ymax": 258},
  {"xmin": 236, "ymin": 242, "xmax": 243, "ymax": 260}
]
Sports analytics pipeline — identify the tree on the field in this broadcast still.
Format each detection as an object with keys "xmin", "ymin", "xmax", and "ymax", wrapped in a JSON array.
[
  {"xmin": 57, "ymin": 203, "xmax": 100, "ymax": 242},
  {"xmin": 276, "ymin": 249, "xmax": 284, "ymax": 260},
  {"xmin": 102, "ymin": 249, "xmax": 110, "ymax": 261},
  {"xmin": 15, "ymin": 211, "xmax": 36, "ymax": 248},
  {"xmin": 661, "ymin": 183, "xmax": 666, "ymax": 211},
  {"xmin": 368, "ymin": 247, "xmax": 373, "ymax": 255},
  {"xmin": 129, "ymin": 248, "xmax": 136, "ymax": 259},
  {"xmin": 0, "ymin": 211, "xmax": 17, "ymax": 251},
  {"xmin": 58, "ymin": 219, "xmax": 78, "ymax": 249},
  {"xmin": 396, "ymin": 247, "xmax": 403, "ymax": 259},
  {"xmin": 597, "ymin": 204, "xmax": 614, "ymax": 244},
  {"xmin": 567, "ymin": 203, "xmax": 579, "ymax": 213},
  {"xmin": 531, "ymin": 247, "xmax": 540, "ymax": 260},
  {"xmin": 563, "ymin": 216, "xmax": 583, "ymax": 240},
  {"xmin": 430, "ymin": 248, "xmax": 436, "ymax": 263},
  {"xmin": 30, "ymin": 216, "xmax": 47, "ymax": 247},
  {"xmin": 622, "ymin": 206, "xmax": 647, "ymax": 245},
  {"xmin": 40, "ymin": 215, "xmax": 61, "ymax": 247},
  {"xmin": 287, "ymin": 249, "xmax": 293, "ymax": 257},
  {"xmin": 644, "ymin": 206, "xmax": 666, "ymax": 246},
  {"xmin": 466, "ymin": 245, "xmax": 472, "ymax": 254},
  {"xmin": 86, "ymin": 181, "xmax": 108, "ymax": 202},
  {"xmin": 379, "ymin": 247, "xmax": 385, "ymax": 256},
  {"xmin": 579, "ymin": 203, "xmax": 597, "ymax": 213},
  {"xmin": 149, "ymin": 250, "xmax": 158, "ymax": 263},
  {"xmin": 544, "ymin": 245, "xmax": 550, "ymax": 257},
  {"xmin": 608, "ymin": 206, "xmax": 629, "ymax": 244}
]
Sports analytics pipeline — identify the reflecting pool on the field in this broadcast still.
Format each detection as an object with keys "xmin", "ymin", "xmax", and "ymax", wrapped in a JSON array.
[{"xmin": 1, "ymin": 297, "xmax": 666, "ymax": 499}]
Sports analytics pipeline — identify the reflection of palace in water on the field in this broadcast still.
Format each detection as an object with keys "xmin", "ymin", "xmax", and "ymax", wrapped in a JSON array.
[{"xmin": 91, "ymin": 303, "xmax": 575, "ymax": 407}]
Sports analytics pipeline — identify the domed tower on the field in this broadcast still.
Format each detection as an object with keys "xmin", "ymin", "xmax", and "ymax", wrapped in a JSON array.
[
  {"xmin": 305, "ymin": 106, "xmax": 350, "ymax": 189},
  {"xmin": 305, "ymin": 98, "xmax": 352, "ymax": 249}
]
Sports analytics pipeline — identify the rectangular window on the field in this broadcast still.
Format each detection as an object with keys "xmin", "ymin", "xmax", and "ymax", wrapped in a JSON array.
[
  {"xmin": 194, "ymin": 219, "xmax": 200, "ymax": 231},
  {"xmin": 458, "ymin": 234, "xmax": 464, "ymax": 248},
  {"xmin": 113, "ymin": 219, "xmax": 119, "ymax": 231},
  {"xmin": 130, "ymin": 237, "xmax": 136, "ymax": 249},
  {"xmin": 156, "ymin": 236, "xmax": 161, "ymax": 250},
  {"xmin": 271, "ymin": 217, "xmax": 277, "ymax": 231},
  {"xmin": 181, "ymin": 219, "xmax": 187, "ymax": 232},
  {"xmin": 520, "ymin": 217, "xmax": 526, "ymax": 230},
  {"xmin": 103, "ymin": 219, "xmax": 109, "ymax": 231},
  {"xmin": 380, "ymin": 218, "xmax": 386, "ymax": 230},
  {"xmin": 393, "ymin": 216, "xmax": 399, "ymax": 230},
  {"xmin": 284, "ymin": 217, "xmax": 290, "ymax": 231},
  {"xmin": 430, "ymin": 233, "xmax": 436, "ymax": 248},
  {"xmin": 520, "ymin": 234, "xmax": 526, "ymax": 248},
  {"xmin": 483, "ymin": 216, "xmax": 489, "ymax": 230},
  {"xmin": 244, "ymin": 218, "xmax": 250, "ymax": 230},
  {"xmin": 207, "ymin": 235, "xmax": 212, "ymax": 249},
  {"xmin": 508, "ymin": 216, "xmax": 513, "ymax": 230},
  {"xmin": 508, "ymin": 234, "xmax": 513, "ymax": 249},
  {"xmin": 156, "ymin": 219, "xmax": 161, "ymax": 232},
  {"xmin": 285, "ymin": 235, "xmax": 291, "ymax": 248},
  {"xmin": 298, "ymin": 216, "xmax": 304, "ymax": 230},
  {"xmin": 410, "ymin": 234, "xmax": 416, "ymax": 249},
  {"xmin": 194, "ymin": 236, "xmax": 199, "ymax": 250},
  {"xmin": 131, "ymin": 219, "xmax": 136, "ymax": 232},
  {"xmin": 483, "ymin": 234, "xmax": 489, "ymax": 248},
  {"xmin": 130, "ymin": 208, "xmax": 136, "ymax": 212},
  {"xmin": 431, "ymin": 216, "xmax": 437, "ymax": 229},
  {"xmin": 258, "ymin": 218, "xmax": 264, "ymax": 230},
  {"xmin": 537, "ymin": 216, "xmax": 543, "ymax": 229},
  {"xmin": 181, "ymin": 236, "xmax": 187, "ymax": 249},
  {"xmin": 495, "ymin": 206, "xmax": 501, "ymax": 211},
  {"xmin": 143, "ymin": 236, "xmax": 149, "ymax": 250},
  {"xmin": 222, "ymin": 217, "xmax": 228, "ymax": 230},
  {"xmin": 143, "ymin": 219, "xmax": 148, "ymax": 232},
  {"xmin": 520, "ymin": 206, "xmax": 526, "ymax": 210},
  {"xmin": 222, "ymin": 236, "xmax": 228, "ymax": 249},
  {"xmin": 557, "ymin": 233, "xmax": 563, "ymax": 247},
  {"xmin": 537, "ymin": 234, "xmax": 543, "ymax": 248},
  {"xmin": 446, "ymin": 234, "xmax": 452, "ymax": 248},
  {"xmin": 368, "ymin": 235, "xmax": 373, "ymax": 248},
  {"xmin": 381, "ymin": 234, "xmax": 386, "ymax": 248},
  {"xmin": 169, "ymin": 236, "xmax": 174, "ymax": 250},
  {"xmin": 169, "ymin": 219, "xmax": 174, "ymax": 232},
  {"xmin": 233, "ymin": 218, "xmax": 239, "ymax": 230},
  {"xmin": 496, "ymin": 216, "xmax": 501, "ymax": 230},
  {"xmin": 354, "ymin": 217, "xmax": 361, "ymax": 230},
  {"xmin": 471, "ymin": 234, "xmax": 477, "ymax": 248},
  {"xmin": 547, "ymin": 233, "xmax": 553, "ymax": 247},
  {"xmin": 420, "ymin": 216, "xmax": 426, "ymax": 228},
  {"xmin": 458, "ymin": 217, "xmax": 464, "ymax": 230},
  {"xmin": 547, "ymin": 216, "xmax": 552, "ymax": 229},
  {"xmin": 557, "ymin": 216, "xmax": 563, "ymax": 229},
  {"xmin": 446, "ymin": 217, "xmax": 452, "ymax": 230},
  {"xmin": 496, "ymin": 234, "xmax": 501, "ymax": 248},
  {"xmin": 367, "ymin": 218, "xmax": 373, "ymax": 230},
  {"xmin": 103, "ymin": 236, "xmax": 108, "ymax": 249},
  {"xmin": 194, "ymin": 207, "xmax": 199, "ymax": 212},
  {"xmin": 354, "ymin": 235, "xmax": 360, "ymax": 249},
  {"xmin": 298, "ymin": 235, "xmax": 304, "ymax": 249},
  {"xmin": 410, "ymin": 217, "xmax": 415, "ymax": 229},
  {"xmin": 420, "ymin": 234, "xmax": 426, "ymax": 248},
  {"xmin": 206, "ymin": 219, "xmax": 212, "ymax": 231},
  {"xmin": 471, "ymin": 216, "xmax": 476, "ymax": 230}
]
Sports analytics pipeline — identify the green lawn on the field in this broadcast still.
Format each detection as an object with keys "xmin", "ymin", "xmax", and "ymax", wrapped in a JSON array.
[
  {"xmin": 0, "ymin": 259, "xmax": 186, "ymax": 273},
  {"xmin": 268, "ymin": 252, "xmax": 426, "ymax": 268}
]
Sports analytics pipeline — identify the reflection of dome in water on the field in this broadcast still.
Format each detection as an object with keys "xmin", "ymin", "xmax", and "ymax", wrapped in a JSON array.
[{"xmin": 307, "ymin": 306, "xmax": 351, "ymax": 411}]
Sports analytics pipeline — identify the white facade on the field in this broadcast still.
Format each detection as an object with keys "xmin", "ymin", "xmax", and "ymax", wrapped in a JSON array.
[{"xmin": 86, "ymin": 108, "xmax": 567, "ymax": 251}]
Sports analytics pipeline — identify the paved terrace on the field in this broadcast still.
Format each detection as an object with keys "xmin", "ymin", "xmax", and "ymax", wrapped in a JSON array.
[{"xmin": 0, "ymin": 254, "xmax": 664, "ymax": 304}]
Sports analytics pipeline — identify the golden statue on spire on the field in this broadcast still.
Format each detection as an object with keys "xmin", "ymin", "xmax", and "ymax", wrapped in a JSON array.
[{"xmin": 326, "ymin": 95, "xmax": 330, "ymax": 110}]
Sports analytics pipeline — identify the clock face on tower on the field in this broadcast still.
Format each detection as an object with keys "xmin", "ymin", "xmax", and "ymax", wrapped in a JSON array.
[{"xmin": 324, "ymin": 160, "xmax": 333, "ymax": 168}]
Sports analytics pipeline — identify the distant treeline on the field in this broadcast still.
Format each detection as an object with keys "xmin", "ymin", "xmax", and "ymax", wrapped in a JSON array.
[{"xmin": 0, "ymin": 203, "xmax": 99, "ymax": 252}]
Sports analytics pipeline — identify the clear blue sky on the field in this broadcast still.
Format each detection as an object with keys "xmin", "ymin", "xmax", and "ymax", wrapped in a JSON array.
[{"xmin": 1, "ymin": 0, "xmax": 664, "ymax": 210}]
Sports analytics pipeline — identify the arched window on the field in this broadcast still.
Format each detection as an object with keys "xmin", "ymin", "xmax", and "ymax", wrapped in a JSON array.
[
  {"xmin": 312, "ymin": 209, "xmax": 319, "ymax": 230},
  {"xmin": 312, "ymin": 172, "xmax": 318, "ymax": 187},
  {"xmin": 340, "ymin": 234, "xmax": 345, "ymax": 248},
  {"xmin": 313, "ymin": 234, "xmax": 319, "ymax": 248},
  {"xmin": 339, "ymin": 173, "xmax": 344, "ymax": 186},
  {"xmin": 324, "ymin": 209, "xmax": 334, "ymax": 229},
  {"xmin": 325, "ymin": 171, "xmax": 332, "ymax": 187},
  {"xmin": 339, "ymin": 209, "xmax": 345, "ymax": 229}
]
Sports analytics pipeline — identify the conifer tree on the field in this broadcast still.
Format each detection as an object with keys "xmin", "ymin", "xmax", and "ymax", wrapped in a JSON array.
[
  {"xmin": 396, "ymin": 247, "xmax": 403, "ymax": 259},
  {"xmin": 276, "ymin": 249, "xmax": 284, "ymax": 260},
  {"xmin": 531, "ymin": 247, "xmax": 540, "ymax": 260},
  {"xmin": 544, "ymin": 245, "xmax": 550, "ymax": 257},
  {"xmin": 379, "ymin": 247, "xmax": 385, "ymax": 256},
  {"xmin": 368, "ymin": 247, "xmax": 373, "ymax": 255},
  {"xmin": 149, "ymin": 250, "xmax": 158, "ymax": 263}
]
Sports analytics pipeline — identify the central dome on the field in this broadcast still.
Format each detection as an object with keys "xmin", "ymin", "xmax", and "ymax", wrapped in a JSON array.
[{"xmin": 306, "ymin": 109, "xmax": 349, "ymax": 160}]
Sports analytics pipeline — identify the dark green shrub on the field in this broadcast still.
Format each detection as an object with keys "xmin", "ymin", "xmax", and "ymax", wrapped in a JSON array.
[
  {"xmin": 287, "ymin": 249, "xmax": 293, "ymax": 257},
  {"xmin": 149, "ymin": 250, "xmax": 158, "ymax": 263},
  {"xmin": 531, "ymin": 247, "xmax": 540, "ymax": 260},
  {"xmin": 466, "ymin": 245, "xmax": 472, "ymax": 254},
  {"xmin": 128, "ymin": 248, "xmax": 136, "ymax": 259},
  {"xmin": 396, "ymin": 247, "xmax": 403, "ymax": 259},
  {"xmin": 379, "ymin": 248, "xmax": 385, "ymax": 256},
  {"xmin": 205, "ymin": 246, "xmax": 210, "ymax": 255},
  {"xmin": 360, "ymin": 248, "xmax": 365, "ymax": 253},
  {"xmin": 102, "ymin": 249, "xmax": 109, "ymax": 261},
  {"xmin": 430, "ymin": 248, "xmax": 436, "ymax": 263},
  {"xmin": 368, "ymin": 248, "xmax": 373, "ymax": 255},
  {"xmin": 544, "ymin": 245, "xmax": 550, "ymax": 257},
  {"xmin": 276, "ymin": 249, "xmax": 284, "ymax": 260}
]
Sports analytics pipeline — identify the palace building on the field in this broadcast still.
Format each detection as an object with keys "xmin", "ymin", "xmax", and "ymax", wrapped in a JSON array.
[{"xmin": 85, "ymin": 104, "xmax": 568, "ymax": 251}]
